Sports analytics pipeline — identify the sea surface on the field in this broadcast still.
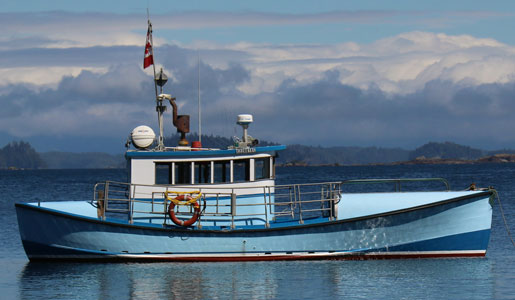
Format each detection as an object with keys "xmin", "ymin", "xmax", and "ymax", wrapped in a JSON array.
[{"xmin": 1, "ymin": 164, "xmax": 514, "ymax": 299}]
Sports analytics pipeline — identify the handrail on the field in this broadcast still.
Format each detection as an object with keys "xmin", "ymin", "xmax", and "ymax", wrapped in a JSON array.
[
  {"xmin": 92, "ymin": 177, "xmax": 451, "ymax": 229},
  {"xmin": 340, "ymin": 178, "xmax": 450, "ymax": 192}
]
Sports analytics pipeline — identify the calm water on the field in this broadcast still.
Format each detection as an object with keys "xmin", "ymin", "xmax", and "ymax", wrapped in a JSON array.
[{"xmin": 1, "ymin": 165, "xmax": 514, "ymax": 299}]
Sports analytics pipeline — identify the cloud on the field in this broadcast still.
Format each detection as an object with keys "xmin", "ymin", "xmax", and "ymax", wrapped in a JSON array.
[
  {"xmin": 205, "ymin": 75, "xmax": 515, "ymax": 150},
  {"xmin": 0, "ymin": 12, "xmax": 144, "ymax": 49},
  {"xmin": 1, "ymin": 9, "xmax": 515, "ymax": 151},
  {"xmin": 7, "ymin": 31, "xmax": 513, "ymax": 94},
  {"xmin": 0, "ymin": 9, "xmax": 510, "ymax": 49},
  {"xmin": 227, "ymin": 31, "xmax": 514, "ymax": 95},
  {"xmin": 0, "ymin": 48, "xmax": 251, "ymax": 147},
  {"xmin": 2, "ymin": 9, "xmax": 513, "ymax": 91}
]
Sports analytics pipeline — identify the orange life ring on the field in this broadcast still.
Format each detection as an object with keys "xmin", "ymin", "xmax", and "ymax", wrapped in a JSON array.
[{"xmin": 168, "ymin": 195, "xmax": 201, "ymax": 226}]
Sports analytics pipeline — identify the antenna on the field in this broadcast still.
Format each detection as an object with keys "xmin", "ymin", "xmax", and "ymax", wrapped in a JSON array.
[{"xmin": 198, "ymin": 51, "xmax": 202, "ymax": 143}]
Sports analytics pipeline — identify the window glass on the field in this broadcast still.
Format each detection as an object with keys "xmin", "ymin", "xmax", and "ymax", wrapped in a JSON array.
[
  {"xmin": 195, "ymin": 161, "xmax": 211, "ymax": 184},
  {"xmin": 155, "ymin": 163, "xmax": 171, "ymax": 184},
  {"xmin": 213, "ymin": 160, "xmax": 230, "ymax": 183},
  {"xmin": 254, "ymin": 157, "xmax": 270, "ymax": 180},
  {"xmin": 233, "ymin": 159, "xmax": 250, "ymax": 182},
  {"xmin": 174, "ymin": 162, "xmax": 191, "ymax": 184}
]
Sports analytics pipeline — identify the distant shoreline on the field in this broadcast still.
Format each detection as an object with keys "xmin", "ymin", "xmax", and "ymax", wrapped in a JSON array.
[
  {"xmin": 3, "ymin": 139, "xmax": 515, "ymax": 169},
  {"xmin": 278, "ymin": 153, "xmax": 515, "ymax": 167},
  {"xmin": 4, "ymin": 154, "xmax": 515, "ymax": 170}
]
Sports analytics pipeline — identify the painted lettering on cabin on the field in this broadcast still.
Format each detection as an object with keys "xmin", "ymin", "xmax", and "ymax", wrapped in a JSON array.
[{"xmin": 236, "ymin": 148, "xmax": 256, "ymax": 154}]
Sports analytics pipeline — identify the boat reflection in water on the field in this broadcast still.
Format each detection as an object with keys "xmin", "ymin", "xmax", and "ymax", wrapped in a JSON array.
[{"xmin": 19, "ymin": 259, "xmax": 495, "ymax": 299}]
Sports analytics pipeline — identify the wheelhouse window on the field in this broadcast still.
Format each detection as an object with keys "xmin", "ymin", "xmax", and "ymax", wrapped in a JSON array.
[
  {"xmin": 155, "ymin": 163, "xmax": 171, "ymax": 184},
  {"xmin": 174, "ymin": 162, "xmax": 191, "ymax": 184},
  {"xmin": 233, "ymin": 159, "xmax": 250, "ymax": 182},
  {"xmin": 195, "ymin": 161, "xmax": 211, "ymax": 184},
  {"xmin": 156, "ymin": 157, "xmax": 269, "ymax": 185},
  {"xmin": 254, "ymin": 157, "xmax": 270, "ymax": 180},
  {"xmin": 213, "ymin": 160, "xmax": 230, "ymax": 183}
]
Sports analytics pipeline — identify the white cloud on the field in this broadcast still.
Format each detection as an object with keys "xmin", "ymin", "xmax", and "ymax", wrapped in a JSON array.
[
  {"xmin": 227, "ymin": 32, "xmax": 515, "ymax": 94},
  {"xmin": 0, "ymin": 66, "xmax": 108, "ymax": 88},
  {"xmin": 2, "ymin": 9, "xmax": 515, "ymax": 150},
  {"xmin": 2, "ymin": 10, "xmax": 514, "ymax": 95},
  {"xmin": 3, "ymin": 28, "xmax": 515, "ymax": 97}
]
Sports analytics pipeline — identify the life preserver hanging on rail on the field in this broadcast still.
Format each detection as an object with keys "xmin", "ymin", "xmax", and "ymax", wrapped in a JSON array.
[{"xmin": 165, "ymin": 191, "xmax": 202, "ymax": 226}]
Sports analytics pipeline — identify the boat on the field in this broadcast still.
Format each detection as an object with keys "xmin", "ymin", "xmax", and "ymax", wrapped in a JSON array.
[{"xmin": 14, "ymin": 22, "xmax": 495, "ymax": 262}]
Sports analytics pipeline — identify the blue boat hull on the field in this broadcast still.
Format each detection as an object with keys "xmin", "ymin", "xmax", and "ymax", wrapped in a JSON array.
[{"xmin": 15, "ymin": 191, "xmax": 493, "ymax": 261}]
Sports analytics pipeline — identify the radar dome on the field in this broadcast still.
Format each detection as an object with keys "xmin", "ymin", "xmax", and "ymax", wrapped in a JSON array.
[
  {"xmin": 131, "ymin": 125, "xmax": 155, "ymax": 149},
  {"xmin": 237, "ymin": 114, "xmax": 253, "ymax": 126}
]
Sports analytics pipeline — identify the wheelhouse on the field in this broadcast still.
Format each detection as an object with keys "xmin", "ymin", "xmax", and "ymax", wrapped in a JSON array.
[
  {"xmin": 120, "ymin": 145, "xmax": 286, "ymax": 227},
  {"xmin": 126, "ymin": 145, "xmax": 285, "ymax": 190}
]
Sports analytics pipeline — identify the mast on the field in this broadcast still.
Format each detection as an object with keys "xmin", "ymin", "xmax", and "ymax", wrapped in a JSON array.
[
  {"xmin": 147, "ymin": 10, "xmax": 166, "ymax": 151},
  {"xmin": 155, "ymin": 68, "xmax": 168, "ymax": 151}
]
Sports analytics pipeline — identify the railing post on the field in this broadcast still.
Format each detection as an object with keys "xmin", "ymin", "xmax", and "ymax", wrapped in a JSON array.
[
  {"xmin": 129, "ymin": 184, "xmax": 135, "ymax": 224},
  {"xmin": 96, "ymin": 189, "xmax": 105, "ymax": 219},
  {"xmin": 263, "ymin": 187, "xmax": 269, "ymax": 228},
  {"xmin": 289, "ymin": 186, "xmax": 294, "ymax": 218},
  {"xmin": 197, "ymin": 193, "xmax": 203, "ymax": 229},
  {"xmin": 297, "ymin": 184, "xmax": 303, "ymax": 224},
  {"xmin": 216, "ymin": 194, "xmax": 220, "ymax": 214},
  {"xmin": 163, "ymin": 189, "xmax": 168, "ymax": 226},
  {"xmin": 151, "ymin": 192, "xmax": 155, "ymax": 213},
  {"xmin": 102, "ymin": 183, "xmax": 108, "ymax": 221},
  {"xmin": 231, "ymin": 192, "xmax": 236, "ymax": 229},
  {"xmin": 329, "ymin": 184, "xmax": 334, "ymax": 220},
  {"xmin": 321, "ymin": 185, "xmax": 326, "ymax": 217}
]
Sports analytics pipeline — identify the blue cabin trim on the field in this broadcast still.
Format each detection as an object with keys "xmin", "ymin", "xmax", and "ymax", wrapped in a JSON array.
[{"xmin": 125, "ymin": 145, "xmax": 286, "ymax": 159}]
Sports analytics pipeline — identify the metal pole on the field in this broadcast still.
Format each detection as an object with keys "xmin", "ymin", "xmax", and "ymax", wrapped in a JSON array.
[
  {"xmin": 147, "ymin": 12, "xmax": 164, "ymax": 150},
  {"xmin": 198, "ymin": 51, "xmax": 201, "ymax": 143}
]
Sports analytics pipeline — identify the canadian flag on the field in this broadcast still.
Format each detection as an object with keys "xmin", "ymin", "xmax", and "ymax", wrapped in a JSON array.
[{"xmin": 143, "ymin": 23, "xmax": 154, "ymax": 69}]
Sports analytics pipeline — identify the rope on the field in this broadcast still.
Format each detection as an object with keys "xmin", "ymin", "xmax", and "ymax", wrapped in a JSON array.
[
  {"xmin": 493, "ymin": 189, "xmax": 515, "ymax": 247},
  {"xmin": 165, "ymin": 191, "xmax": 202, "ymax": 205}
]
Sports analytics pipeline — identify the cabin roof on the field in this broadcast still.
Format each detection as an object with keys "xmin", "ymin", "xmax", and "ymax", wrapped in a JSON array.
[{"xmin": 125, "ymin": 145, "xmax": 286, "ymax": 159}]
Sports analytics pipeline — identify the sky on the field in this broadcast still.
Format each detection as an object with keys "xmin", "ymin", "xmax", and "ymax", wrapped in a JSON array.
[{"xmin": 2, "ymin": 1, "xmax": 515, "ymax": 153}]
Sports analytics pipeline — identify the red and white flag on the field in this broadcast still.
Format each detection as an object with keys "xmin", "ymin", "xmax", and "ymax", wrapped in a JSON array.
[{"xmin": 143, "ymin": 23, "xmax": 154, "ymax": 69}]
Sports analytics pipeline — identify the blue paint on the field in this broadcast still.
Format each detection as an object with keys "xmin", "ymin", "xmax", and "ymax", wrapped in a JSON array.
[
  {"xmin": 379, "ymin": 229, "xmax": 492, "ymax": 252},
  {"xmin": 15, "ymin": 192, "xmax": 492, "ymax": 259},
  {"xmin": 125, "ymin": 145, "xmax": 286, "ymax": 159}
]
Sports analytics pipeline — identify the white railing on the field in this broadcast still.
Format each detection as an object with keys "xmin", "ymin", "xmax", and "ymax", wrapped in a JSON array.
[
  {"xmin": 91, "ymin": 178, "xmax": 450, "ymax": 229},
  {"xmin": 92, "ymin": 181, "xmax": 341, "ymax": 228}
]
